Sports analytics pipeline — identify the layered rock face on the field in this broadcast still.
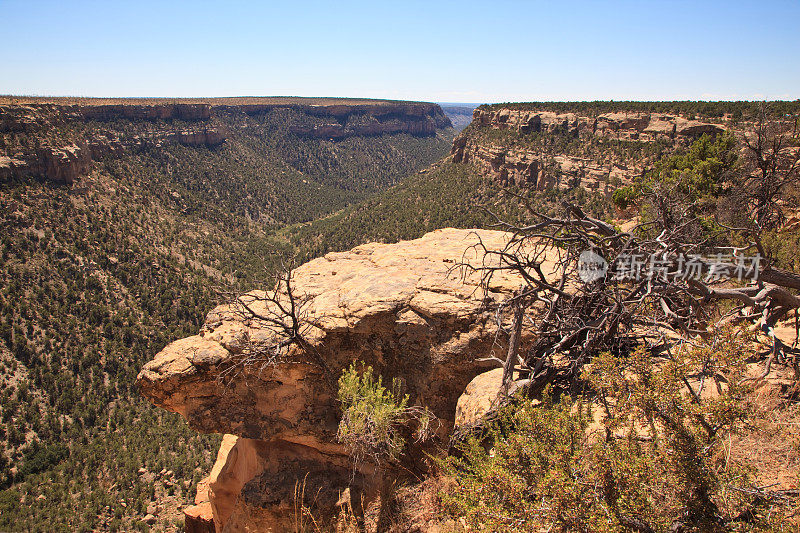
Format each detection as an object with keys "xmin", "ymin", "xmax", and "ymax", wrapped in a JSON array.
[
  {"xmin": 0, "ymin": 126, "xmax": 225, "ymax": 184},
  {"xmin": 79, "ymin": 103, "xmax": 212, "ymax": 121},
  {"xmin": 453, "ymin": 107, "xmax": 726, "ymax": 190},
  {"xmin": 0, "ymin": 100, "xmax": 451, "ymax": 184},
  {"xmin": 138, "ymin": 228, "xmax": 540, "ymax": 532},
  {"xmin": 0, "ymin": 104, "xmax": 228, "ymax": 183},
  {"xmin": 471, "ymin": 108, "xmax": 725, "ymax": 141},
  {"xmin": 287, "ymin": 102, "xmax": 451, "ymax": 139},
  {"xmin": 451, "ymin": 136, "xmax": 639, "ymax": 191}
]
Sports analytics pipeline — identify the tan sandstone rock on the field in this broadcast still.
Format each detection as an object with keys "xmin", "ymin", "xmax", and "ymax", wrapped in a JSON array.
[
  {"xmin": 454, "ymin": 368, "xmax": 504, "ymax": 429},
  {"xmin": 137, "ymin": 228, "xmax": 541, "ymax": 440},
  {"xmin": 454, "ymin": 108, "xmax": 726, "ymax": 192},
  {"xmin": 184, "ymin": 501, "xmax": 215, "ymax": 533},
  {"xmin": 138, "ymin": 228, "xmax": 556, "ymax": 531}
]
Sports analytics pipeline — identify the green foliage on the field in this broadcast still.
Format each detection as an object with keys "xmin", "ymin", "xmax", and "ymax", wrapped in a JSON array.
[
  {"xmin": 18, "ymin": 441, "xmax": 68, "ymax": 478},
  {"xmin": 337, "ymin": 363, "xmax": 410, "ymax": 465},
  {"xmin": 763, "ymin": 227, "xmax": 800, "ymax": 273},
  {"xmin": 0, "ymin": 489, "xmax": 21, "ymax": 531},
  {"xmin": 648, "ymin": 132, "xmax": 737, "ymax": 200},
  {"xmin": 443, "ymin": 394, "xmax": 609, "ymax": 531},
  {"xmin": 619, "ymin": 132, "xmax": 737, "ymax": 209},
  {"xmin": 611, "ymin": 185, "xmax": 638, "ymax": 210},
  {"xmin": 443, "ymin": 329, "xmax": 775, "ymax": 531},
  {"xmin": 615, "ymin": 133, "xmax": 740, "ymax": 246}
]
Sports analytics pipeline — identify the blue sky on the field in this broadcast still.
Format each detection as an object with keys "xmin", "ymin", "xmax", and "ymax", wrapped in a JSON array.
[{"xmin": 2, "ymin": 0, "xmax": 798, "ymax": 103}]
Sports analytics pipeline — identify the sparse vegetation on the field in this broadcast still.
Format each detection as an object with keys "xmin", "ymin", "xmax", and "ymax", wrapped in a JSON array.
[
  {"xmin": 337, "ymin": 363, "xmax": 434, "ymax": 468},
  {"xmin": 443, "ymin": 329, "xmax": 793, "ymax": 531}
]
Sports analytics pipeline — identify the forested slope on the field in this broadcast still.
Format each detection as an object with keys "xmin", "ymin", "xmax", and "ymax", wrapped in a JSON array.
[{"xmin": 0, "ymin": 99, "xmax": 453, "ymax": 531}]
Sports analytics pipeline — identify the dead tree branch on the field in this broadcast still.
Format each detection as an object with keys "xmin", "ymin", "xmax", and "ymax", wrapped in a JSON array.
[{"xmin": 462, "ymin": 199, "xmax": 800, "ymax": 398}]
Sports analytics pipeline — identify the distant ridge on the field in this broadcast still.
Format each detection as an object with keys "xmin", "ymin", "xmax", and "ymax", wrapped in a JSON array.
[{"xmin": 0, "ymin": 95, "xmax": 434, "ymax": 106}]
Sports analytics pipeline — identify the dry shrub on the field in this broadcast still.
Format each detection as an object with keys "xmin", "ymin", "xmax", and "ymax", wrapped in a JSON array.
[
  {"xmin": 442, "ymin": 328, "xmax": 796, "ymax": 531},
  {"xmin": 336, "ymin": 363, "xmax": 434, "ymax": 468}
]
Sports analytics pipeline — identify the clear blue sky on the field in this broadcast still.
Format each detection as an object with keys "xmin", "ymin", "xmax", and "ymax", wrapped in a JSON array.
[{"xmin": 2, "ymin": 0, "xmax": 798, "ymax": 103}]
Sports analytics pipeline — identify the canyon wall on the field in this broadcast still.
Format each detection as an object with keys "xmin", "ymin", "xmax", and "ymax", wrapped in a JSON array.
[
  {"xmin": 0, "ymin": 100, "xmax": 451, "ymax": 184},
  {"xmin": 0, "ymin": 127, "xmax": 225, "ymax": 184},
  {"xmin": 469, "ymin": 108, "xmax": 725, "ymax": 141},
  {"xmin": 452, "ymin": 107, "xmax": 727, "ymax": 191}
]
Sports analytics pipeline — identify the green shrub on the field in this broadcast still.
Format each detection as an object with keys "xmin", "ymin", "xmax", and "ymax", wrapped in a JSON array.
[
  {"xmin": 337, "ymin": 363, "xmax": 432, "ymax": 466},
  {"xmin": 611, "ymin": 184, "xmax": 639, "ymax": 210},
  {"xmin": 442, "ymin": 329, "xmax": 776, "ymax": 531}
]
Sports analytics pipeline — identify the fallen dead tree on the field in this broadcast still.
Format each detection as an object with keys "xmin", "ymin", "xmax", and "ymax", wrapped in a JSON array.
[
  {"xmin": 446, "ymin": 197, "xmax": 800, "ymax": 530},
  {"xmin": 460, "ymin": 200, "xmax": 800, "ymax": 398}
]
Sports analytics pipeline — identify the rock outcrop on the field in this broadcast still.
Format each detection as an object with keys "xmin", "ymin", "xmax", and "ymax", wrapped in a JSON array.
[
  {"xmin": 0, "ymin": 156, "xmax": 30, "ymax": 182},
  {"xmin": 454, "ymin": 107, "xmax": 726, "ymax": 190},
  {"xmin": 0, "ymin": 143, "xmax": 94, "ymax": 184},
  {"xmin": 0, "ymin": 126, "xmax": 226, "ymax": 184},
  {"xmin": 452, "ymin": 136, "xmax": 641, "ymax": 192},
  {"xmin": 167, "ymin": 127, "xmax": 227, "ymax": 147},
  {"xmin": 138, "ymin": 228, "xmax": 547, "ymax": 531},
  {"xmin": 470, "ymin": 108, "xmax": 725, "ymax": 142},
  {"xmin": 38, "ymin": 144, "xmax": 92, "ymax": 184},
  {"xmin": 184, "ymin": 502, "xmax": 214, "ymax": 533}
]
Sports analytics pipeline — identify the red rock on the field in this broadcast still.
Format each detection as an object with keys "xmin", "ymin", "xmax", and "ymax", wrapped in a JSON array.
[{"xmin": 184, "ymin": 501, "xmax": 215, "ymax": 533}]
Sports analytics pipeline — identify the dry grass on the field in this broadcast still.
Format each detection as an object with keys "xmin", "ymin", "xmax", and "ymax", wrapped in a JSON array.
[
  {"xmin": 291, "ymin": 476, "xmax": 458, "ymax": 533},
  {"xmin": 293, "ymin": 477, "xmax": 362, "ymax": 533},
  {"xmin": 729, "ymin": 369, "xmax": 800, "ymax": 526},
  {"xmin": 359, "ymin": 477, "xmax": 456, "ymax": 533}
]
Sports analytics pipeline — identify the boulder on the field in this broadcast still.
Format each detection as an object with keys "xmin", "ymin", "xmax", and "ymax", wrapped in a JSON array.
[
  {"xmin": 184, "ymin": 501, "xmax": 215, "ymax": 533},
  {"xmin": 454, "ymin": 368, "xmax": 504, "ymax": 429}
]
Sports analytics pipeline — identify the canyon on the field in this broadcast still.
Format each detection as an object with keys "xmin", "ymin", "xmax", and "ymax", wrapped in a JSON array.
[
  {"xmin": 0, "ymin": 96, "xmax": 458, "ymax": 532},
  {"xmin": 3, "ymin": 97, "xmax": 799, "ymax": 531}
]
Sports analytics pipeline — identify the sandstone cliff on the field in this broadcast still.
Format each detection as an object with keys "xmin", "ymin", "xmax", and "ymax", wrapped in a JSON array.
[
  {"xmin": 470, "ymin": 108, "xmax": 725, "ymax": 141},
  {"xmin": 0, "ymin": 99, "xmax": 451, "ymax": 184},
  {"xmin": 452, "ymin": 107, "xmax": 727, "ymax": 190},
  {"xmin": 137, "ymin": 228, "xmax": 548, "ymax": 532}
]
